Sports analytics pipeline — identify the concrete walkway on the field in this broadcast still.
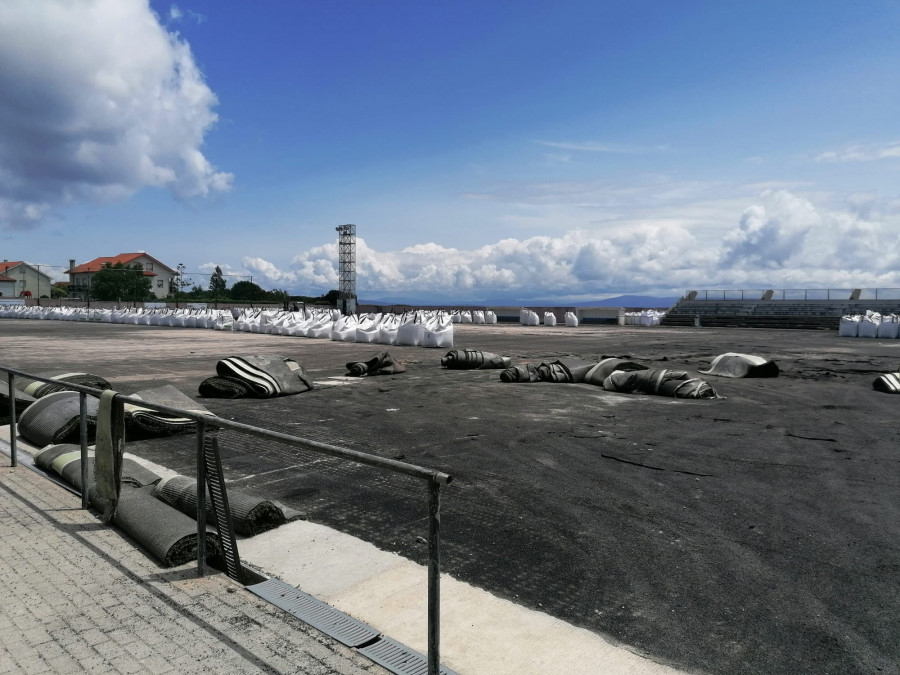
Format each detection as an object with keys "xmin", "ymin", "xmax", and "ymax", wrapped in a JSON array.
[
  {"xmin": 1, "ymin": 428, "xmax": 686, "ymax": 674},
  {"xmin": 0, "ymin": 463, "xmax": 385, "ymax": 675},
  {"xmin": 239, "ymin": 520, "xmax": 685, "ymax": 675}
]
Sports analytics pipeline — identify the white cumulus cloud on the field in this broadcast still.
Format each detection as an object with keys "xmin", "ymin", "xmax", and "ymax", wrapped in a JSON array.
[
  {"xmin": 0, "ymin": 0, "xmax": 231, "ymax": 230},
  {"xmin": 233, "ymin": 190, "xmax": 900, "ymax": 302},
  {"xmin": 814, "ymin": 142, "xmax": 900, "ymax": 163},
  {"xmin": 719, "ymin": 190, "xmax": 819, "ymax": 269}
]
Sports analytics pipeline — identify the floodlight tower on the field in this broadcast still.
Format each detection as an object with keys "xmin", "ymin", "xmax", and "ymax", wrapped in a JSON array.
[{"xmin": 335, "ymin": 223, "xmax": 357, "ymax": 315}]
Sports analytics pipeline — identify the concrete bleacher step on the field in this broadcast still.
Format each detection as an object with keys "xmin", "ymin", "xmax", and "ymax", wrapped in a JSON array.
[{"xmin": 660, "ymin": 314, "xmax": 837, "ymax": 330}]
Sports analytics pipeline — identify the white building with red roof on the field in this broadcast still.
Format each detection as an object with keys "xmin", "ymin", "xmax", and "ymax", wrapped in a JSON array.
[
  {"xmin": 67, "ymin": 253, "xmax": 177, "ymax": 300},
  {"xmin": 0, "ymin": 260, "xmax": 54, "ymax": 298}
]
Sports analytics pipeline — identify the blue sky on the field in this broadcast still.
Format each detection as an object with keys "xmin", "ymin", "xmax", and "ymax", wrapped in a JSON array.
[{"xmin": 2, "ymin": 0, "xmax": 900, "ymax": 303}]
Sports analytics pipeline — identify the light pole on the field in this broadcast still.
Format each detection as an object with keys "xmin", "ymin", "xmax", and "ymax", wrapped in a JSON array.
[{"xmin": 175, "ymin": 263, "xmax": 185, "ymax": 308}]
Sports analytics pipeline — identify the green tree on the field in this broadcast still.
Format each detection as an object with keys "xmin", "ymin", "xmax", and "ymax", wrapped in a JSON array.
[
  {"xmin": 208, "ymin": 266, "xmax": 227, "ymax": 295},
  {"xmin": 90, "ymin": 263, "xmax": 152, "ymax": 301},
  {"xmin": 168, "ymin": 263, "xmax": 191, "ymax": 299},
  {"xmin": 51, "ymin": 284, "xmax": 68, "ymax": 299},
  {"xmin": 321, "ymin": 289, "xmax": 341, "ymax": 305},
  {"xmin": 267, "ymin": 288, "xmax": 290, "ymax": 305},
  {"xmin": 230, "ymin": 280, "xmax": 265, "ymax": 302}
]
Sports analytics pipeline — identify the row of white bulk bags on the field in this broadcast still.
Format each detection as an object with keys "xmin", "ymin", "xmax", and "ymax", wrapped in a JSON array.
[
  {"xmin": 518, "ymin": 308, "xmax": 582, "ymax": 326},
  {"xmin": 624, "ymin": 310, "xmax": 666, "ymax": 326},
  {"xmin": 840, "ymin": 311, "xmax": 900, "ymax": 338},
  {"xmin": 448, "ymin": 309, "xmax": 498, "ymax": 324},
  {"xmin": 1, "ymin": 304, "xmax": 455, "ymax": 348}
]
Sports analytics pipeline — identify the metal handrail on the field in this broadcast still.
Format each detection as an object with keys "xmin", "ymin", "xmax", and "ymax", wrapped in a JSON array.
[{"xmin": 3, "ymin": 365, "xmax": 451, "ymax": 674}]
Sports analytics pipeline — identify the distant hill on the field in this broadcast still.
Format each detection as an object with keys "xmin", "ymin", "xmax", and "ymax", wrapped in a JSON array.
[
  {"xmin": 359, "ymin": 292, "xmax": 678, "ymax": 309},
  {"xmin": 571, "ymin": 295, "xmax": 678, "ymax": 308}
]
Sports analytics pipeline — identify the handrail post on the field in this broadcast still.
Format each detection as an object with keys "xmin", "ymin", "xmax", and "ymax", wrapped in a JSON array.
[
  {"xmin": 80, "ymin": 392, "xmax": 89, "ymax": 509},
  {"xmin": 427, "ymin": 479, "xmax": 441, "ymax": 675},
  {"xmin": 7, "ymin": 373, "xmax": 16, "ymax": 467},
  {"xmin": 196, "ymin": 420, "xmax": 207, "ymax": 577}
]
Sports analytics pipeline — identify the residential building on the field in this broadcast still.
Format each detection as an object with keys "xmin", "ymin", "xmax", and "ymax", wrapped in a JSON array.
[
  {"xmin": 0, "ymin": 274, "xmax": 16, "ymax": 298},
  {"xmin": 67, "ymin": 253, "xmax": 178, "ymax": 301},
  {"xmin": 0, "ymin": 261, "xmax": 54, "ymax": 298}
]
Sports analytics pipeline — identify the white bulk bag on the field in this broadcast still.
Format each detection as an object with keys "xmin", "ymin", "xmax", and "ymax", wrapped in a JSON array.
[
  {"xmin": 838, "ymin": 315, "xmax": 859, "ymax": 337},
  {"xmin": 356, "ymin": 315, "xmax": 382, "ymax": 343},
  {"xmin": 308, "ymin": 318, "xmax": 334, "ymax": 339},
  {"xmin": 544, "ymin": 312, "xmax": 557, "ymax": 326},
  {"xmin": 376, "ymin": 315, "xmax": 400, "ymax": 344},
  {"xmin": 565, "ymin": 311, "xmax": 578, "ymax": 327},
  {"xmin": 858, "ymin": 312, "xmax": 881, "ymax": 338},
  {"xmin": 331, "ymin": 315, "xmax": 359, "ymax": 342},
  {"xmin": 423, "ymin": 316, "xmax": 454, "ymax": 348},
  {"xmin": 396, "ymin": 320, "xmax": 424, "ymax": 346},
  {"xmin": 876, "ymin": 315, "xmax": 899, "ymax": 339},
  {"xmin": 291, "ymin": 314, "xmax": 317, "ymax": 337}
]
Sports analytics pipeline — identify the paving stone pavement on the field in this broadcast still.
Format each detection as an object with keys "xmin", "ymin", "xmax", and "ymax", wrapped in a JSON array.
[{"xmin": 0, "ymin": 465, "xmax": 388, "ymax": 675}]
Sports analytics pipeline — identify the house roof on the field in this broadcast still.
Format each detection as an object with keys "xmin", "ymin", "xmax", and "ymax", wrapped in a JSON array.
[
  {"xmin": 1, "ymin": 261, "xmax": 52, "ymax": 279},
  {"xmin": 69, "ymin": 252, "xmax": 175, "ymax": 277},
  {"xmin": 0, "ymin": 274, "xmax": 15, "ymax": 283}
]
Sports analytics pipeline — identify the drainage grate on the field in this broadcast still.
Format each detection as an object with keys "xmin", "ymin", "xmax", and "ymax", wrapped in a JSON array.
[
  {"xmin": 358, "ymin": 635, "xmax": 458, "ymax": 675},
  {"xmin": 246, "ymin": 578, "xmax": 380, "ymax": 647}
]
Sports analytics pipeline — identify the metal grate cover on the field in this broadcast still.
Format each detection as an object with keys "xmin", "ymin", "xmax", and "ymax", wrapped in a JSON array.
[
  {"xmin": 357, "ymin": 635, "xmax": 458, "ymax": 675},
  {"xmin": 246, "ymin": 578, "xmax": 380, "ymax": 647}
]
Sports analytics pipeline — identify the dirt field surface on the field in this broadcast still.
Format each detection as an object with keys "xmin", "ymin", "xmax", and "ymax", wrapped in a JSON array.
[{"xmin": 2, "ymin": 319, "xmax": 898, "ymax": 675}]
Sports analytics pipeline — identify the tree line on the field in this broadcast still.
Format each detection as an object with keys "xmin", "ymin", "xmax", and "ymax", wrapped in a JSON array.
[{"xmin": 63, "ymin": 262, "xmax": 340, "ymax": 305}]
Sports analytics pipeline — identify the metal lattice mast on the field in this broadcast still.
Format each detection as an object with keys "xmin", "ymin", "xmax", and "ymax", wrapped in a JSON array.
[{"xmin": 335, "ymin": 224, "xmax": 357, "ymax": 315}]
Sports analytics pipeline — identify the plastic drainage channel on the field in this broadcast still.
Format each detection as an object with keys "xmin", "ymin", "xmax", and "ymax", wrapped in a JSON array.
[{"xmin": 246, "ymin": 578, "xmax": 456, "ymax": 675}]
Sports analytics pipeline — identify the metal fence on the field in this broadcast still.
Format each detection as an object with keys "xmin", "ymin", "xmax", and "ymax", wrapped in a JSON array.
[
  {"xmin": 2, "ymin": 366, "xmax": 452, "ymax": 675},
  {"xmin": 685, "ymin": 288, "xmax": 900, "ymax": 301}
]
